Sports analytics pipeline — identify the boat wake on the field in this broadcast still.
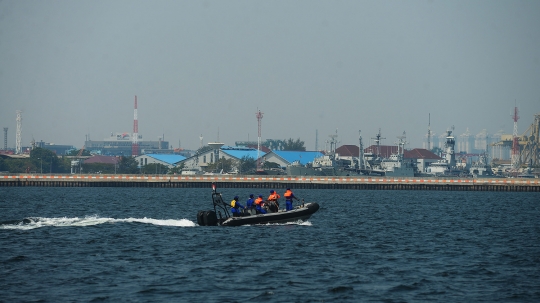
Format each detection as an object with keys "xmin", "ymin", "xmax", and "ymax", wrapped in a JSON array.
[{"xmin": 0, "ymin": 216, "xmax": 196, "ymax": 230}]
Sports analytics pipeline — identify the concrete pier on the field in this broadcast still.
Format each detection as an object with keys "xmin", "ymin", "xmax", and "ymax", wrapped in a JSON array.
[{"xmin": 1, "ymin": 174, "xmax": 539, "ymax": 191}]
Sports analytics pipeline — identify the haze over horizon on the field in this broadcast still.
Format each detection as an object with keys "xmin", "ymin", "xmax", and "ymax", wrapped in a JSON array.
[{"xmin": 1, "ymin": 0, "xmax": 539, "ymax": 151}]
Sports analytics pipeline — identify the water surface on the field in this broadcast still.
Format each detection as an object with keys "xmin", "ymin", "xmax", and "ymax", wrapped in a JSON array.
[{"xmin": 1, "ymin": 187, "xmax": 539, "ymax": 302}]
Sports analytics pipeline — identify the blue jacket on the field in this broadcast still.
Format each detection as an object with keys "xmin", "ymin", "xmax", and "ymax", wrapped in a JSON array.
[
  {"xmin": 256, "ymin": 204, "xmax": 267, "ymax": 214},
  {"xmin": 230, "ymin": 199, "xmax": 244, "ymax": 214}
]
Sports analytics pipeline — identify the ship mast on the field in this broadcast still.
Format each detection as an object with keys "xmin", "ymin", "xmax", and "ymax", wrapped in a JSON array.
[
  {"xmin": 358, "ymin": 130, "xmax": 365, "ymax": 170},
  {"xmin": 371, "ymin": 128, "xmax": 385, "ymax": 158}
]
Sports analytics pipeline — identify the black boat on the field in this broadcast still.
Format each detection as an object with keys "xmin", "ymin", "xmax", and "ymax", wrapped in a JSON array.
[{"xmin": 197, "ymin": 183, "xmax": 319, "ymax": 227}]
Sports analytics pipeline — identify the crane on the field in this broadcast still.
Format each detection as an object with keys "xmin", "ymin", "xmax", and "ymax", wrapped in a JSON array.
[{"xmin": 76, "ymin": 145, "xmax": 86, "ymax": 157}]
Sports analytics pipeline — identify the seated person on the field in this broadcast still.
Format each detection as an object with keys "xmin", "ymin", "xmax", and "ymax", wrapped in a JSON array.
[{"xmin": 230, "ymin": 196, "xmax": 245, "ymax": 217}]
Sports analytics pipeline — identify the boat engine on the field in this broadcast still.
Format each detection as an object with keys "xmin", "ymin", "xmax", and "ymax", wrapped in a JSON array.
[{"xmin": 197, "ymin": 210, "xmax": 218, "ymax": 226}]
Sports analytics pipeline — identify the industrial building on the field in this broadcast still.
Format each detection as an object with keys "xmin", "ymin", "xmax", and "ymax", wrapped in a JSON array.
[{"xmin": 85, "ymin": 133, "xmax": 170, "ymax": 156}]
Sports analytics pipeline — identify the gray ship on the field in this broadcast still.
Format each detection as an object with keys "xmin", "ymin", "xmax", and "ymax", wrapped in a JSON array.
[
  {"xmin": 286, "ymin": 130, "xmax": 415, "ymax": 177},
  {"xmin": 286, "ymin": 132, "xmax": 362, "ymax": 176}
]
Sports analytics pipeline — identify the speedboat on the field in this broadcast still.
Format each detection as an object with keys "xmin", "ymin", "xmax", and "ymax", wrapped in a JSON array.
[{"xmin": 196, "ymin": 183, "xmax": 319, "ymax": 226}]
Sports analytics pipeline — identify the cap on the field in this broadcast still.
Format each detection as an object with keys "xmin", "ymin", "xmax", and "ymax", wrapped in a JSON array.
[
  {"xmin": 270, "ymin": 190, "xmax": 274, "ymax": 193},
  {"xmin": 259, "ymin": 195, "xmax": 263, "ymax": 198},
  {"xmin": 234, "ymin": 196, "xmax": 239, "ymax": 200},
  {"xmin": 286, "ymin": 188, "xmax": 290, "ymax": 190},
  {"xmin": 250, "ymin": 194, "xmax": 254, "ymax": 198}
]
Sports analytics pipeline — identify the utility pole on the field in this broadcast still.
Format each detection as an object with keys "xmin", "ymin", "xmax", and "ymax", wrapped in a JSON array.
[
  {"xmin": 256, "ymin": 109, "xmax": 264, "ymax": 172},
  {"xmin": 16, "ymin": 110, "xmax": 22, "ymax": 154}
]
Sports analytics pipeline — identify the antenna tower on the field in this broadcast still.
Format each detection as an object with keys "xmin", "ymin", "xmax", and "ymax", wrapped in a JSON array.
[
  {"xmin": 397, "ymin": 131, "xmax": 407, "ymax": 155},
  {"xmin": 16, "ymin": 110, "xmax": 22, "ymax": 154},
  {"xmin": 328, "ymin": 129, "xmax": 338, "ymax": 156},
  {"xmin": 3, "ymin": 127, "xmax": 8, "ymax": 150},
  {"xmin": 131, "ymin": 96, "xmax": 139, "ymax": 156},
  {"xmin": 358, "ymin": 130, "xmax": 365, "ymax": 170},
  {"xmin": 256, "ymin": 109, "xmax": 264, "ymax": 171},
  {"xmin": 511, "ymin": 105, "xmax": 520, "ymax": 171}
]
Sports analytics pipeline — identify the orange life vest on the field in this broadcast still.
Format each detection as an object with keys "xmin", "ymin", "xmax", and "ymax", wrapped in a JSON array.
[
  {"xmin": 268, "ymin": 193, "xmax": 280, "ymax": 201},
  {"xmin": 284, "ymin": 189, "xmax": 293, "ymax": 199},
  {"xmin": 255, "ymin": 197, "xmax": 264, "ymax": 205}
]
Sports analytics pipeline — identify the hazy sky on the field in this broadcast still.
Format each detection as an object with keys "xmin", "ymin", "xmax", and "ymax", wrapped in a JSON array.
[{"xmin": 1, "ymin": 0, "xmax": 539, "ymax": 151}]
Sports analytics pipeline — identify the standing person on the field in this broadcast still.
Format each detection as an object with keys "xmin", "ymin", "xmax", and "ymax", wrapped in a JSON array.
[
  {"xmin": 254, "ymin": 194, "xmax": 266, "ymax": 214},
  {"xmin": 246, "ymin": 194, "xmax": 255, "ymax": 215},
  {"xmin": 267, "ymin": 190, "xmax": 281, "ymax": 212},
  {"xmin": 284, "ymin": 188, "xmax": 300, "ymax": 211},
  {"xmin": 230, "ymin": 196, "xmax": 245, "ymax": 217}
]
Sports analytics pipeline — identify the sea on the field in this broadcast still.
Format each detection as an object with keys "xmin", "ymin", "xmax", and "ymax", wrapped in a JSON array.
[{"xmin": 1, "ymin": 187, "xmax": 539, "ymax": 302}]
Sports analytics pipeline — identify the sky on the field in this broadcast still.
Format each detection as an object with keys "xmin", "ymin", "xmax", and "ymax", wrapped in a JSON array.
[{"xmin": 1, "ymin": 0, "xmax": 539, "ymax": 151}]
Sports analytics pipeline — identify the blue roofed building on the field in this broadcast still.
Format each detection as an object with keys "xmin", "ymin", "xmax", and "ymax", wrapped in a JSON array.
[
  {"xmin": 178, "ymin": 144, "xmax": 325, "ymax": 174},
  {"xmin": 179, "ymin": 145, "xmax": 268, "ymax": 173},
  {"xmin": 220, "ymin": 146, "xmax": 263, "ymax": 160}
]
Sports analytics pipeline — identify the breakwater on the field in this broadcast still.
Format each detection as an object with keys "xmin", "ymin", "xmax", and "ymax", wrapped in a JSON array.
[{"xmin": 1, "ymin": 174, "xmax": 539, "ymax": 191}]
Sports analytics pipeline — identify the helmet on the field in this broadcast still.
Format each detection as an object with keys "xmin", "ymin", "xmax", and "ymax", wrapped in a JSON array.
[
  {"xmin": 250, "ymin": 194, "xmax": 254, "ymax": 198},
  {"xmin": 286, "ymin": 188, "xmax": 290, "ymax": 190},
  {"xmin": 234, "ymin": 196, "xmax": 239, "ymax": 200},
  {"xmin": 259, "ymin": 195, "xmax": 263, "ymax": 198}
]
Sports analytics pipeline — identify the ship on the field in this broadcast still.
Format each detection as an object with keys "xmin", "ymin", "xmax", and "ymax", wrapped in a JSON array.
[
  {"xmin": 364, "ymin": 131, "xmax": 415, "ymax": 177},
  {"xmin": 286, "ymin": 132, "xmax": 363, "ymax": 176},
  {"xmin": 426, "ymin": 127, "xmax": 465, "ymax": 176},
  {"xmin": 286, "ymin": 130, "xmax": 416, "ymax": 177}
]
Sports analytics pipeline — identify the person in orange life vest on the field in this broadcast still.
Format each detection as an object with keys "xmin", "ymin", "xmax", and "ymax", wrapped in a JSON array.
[
  {"xmin": 230, "ymin": 196, "xmax": 244, "ymax": 217},
  {"xmin": 284, "ymin": 188, "xmax": 299, "ymax": 211},
  {"xmin": 267, "ymin": 189, "xmax": 281, "ymax": 212},
  {"xmin": 254, "ymin": 194, "xmax": 266, "ymax": 214}
]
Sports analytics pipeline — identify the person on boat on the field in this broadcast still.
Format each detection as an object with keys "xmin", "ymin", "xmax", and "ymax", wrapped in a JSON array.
[
  {"xmin": 254, "ymin": 194, "xmax": 267, "ymax": 214},
  {"xmin": 267, "ymin": 190, "xmax": 281, "ymax": 212},
  {"xmin": 245, "ymin": 194, "xmax": 256, "ymax": 215},
  {"xmin": 283, "ymin": 188, "xmax": 300, "ymax": 211},
  {"xmin": 230, "ymin": 196, "xmax": 245, "ymax": 217}
]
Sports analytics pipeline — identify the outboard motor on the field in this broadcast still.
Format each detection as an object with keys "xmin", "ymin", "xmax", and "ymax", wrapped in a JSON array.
[
  {"xmin": 203, "ymin": 210, "xmax": 218, "ymax": 226},
  {"xmin": 197, "ymin": 210, "xmax": 218, "ymax": 226},
  {"xmin": 197, "ymin": 210, "xmax": 206, "ymax": 226}
]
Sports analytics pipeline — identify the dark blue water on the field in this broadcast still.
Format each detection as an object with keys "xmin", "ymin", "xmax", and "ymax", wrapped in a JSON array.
[{"xmin": 1, "ymin": 187, "xmax": 539, "ymax": 302}]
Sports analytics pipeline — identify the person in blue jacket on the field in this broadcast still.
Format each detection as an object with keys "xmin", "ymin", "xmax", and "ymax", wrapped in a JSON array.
[
  {"xmin": 230, "ymin": 196, "xmax": 245, "ymax": 217},
  {"xmin": 245, "ymin": 194, "xmax": 255, "ymax": 214}
]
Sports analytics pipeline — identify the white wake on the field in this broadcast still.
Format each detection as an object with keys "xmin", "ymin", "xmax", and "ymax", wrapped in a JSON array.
[{"xmin": 0, "ymin": 215, "xmax": 196, "ymax": 230}]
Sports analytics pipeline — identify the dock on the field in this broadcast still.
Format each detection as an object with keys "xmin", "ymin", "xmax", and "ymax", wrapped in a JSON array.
[{"xmin": 1, "ymin": 174, "xmax": 539, "ymax": 191}]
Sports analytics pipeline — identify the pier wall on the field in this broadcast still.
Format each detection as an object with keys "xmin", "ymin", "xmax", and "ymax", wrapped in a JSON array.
[{"xmin": 1, "ymin": 175, "xmax": 539, "ymax": 192}]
